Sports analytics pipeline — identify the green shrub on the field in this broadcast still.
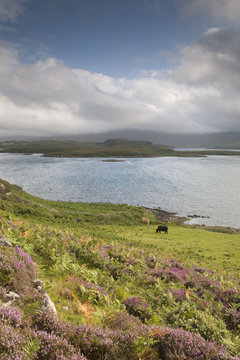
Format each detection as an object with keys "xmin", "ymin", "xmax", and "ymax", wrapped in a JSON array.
[{"xmin": 165, "ymin": 301, "xmax": 230, "ymax": 345}]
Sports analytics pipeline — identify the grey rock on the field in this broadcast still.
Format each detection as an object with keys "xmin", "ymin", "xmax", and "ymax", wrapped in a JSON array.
[
  {"xmin": 5, "ymin": 291, "xmax": 20, "ymax": 301},
  {"xmin": 2, "ymin": 301, "xmax": 12, "ymax": 307},
  {"xmin": 41, "ymin": 292, "xmax": 57, "ymax": 315},
  {"xmin": 0, "ymin": 233, "xmax": 12, "ymax": 247},
  {"xmin": 33, "ymin": 278, "xmax": 44, "ymax": 288}
]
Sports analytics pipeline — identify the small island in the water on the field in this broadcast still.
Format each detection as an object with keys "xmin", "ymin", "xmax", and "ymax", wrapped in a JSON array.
[
  {"xmin": 101, "ymin": 158, "xmax": 125, "ymax": 162},
  {"xmin": 1, "ymin": 138, "xmax": 240, "ymax": 158}
]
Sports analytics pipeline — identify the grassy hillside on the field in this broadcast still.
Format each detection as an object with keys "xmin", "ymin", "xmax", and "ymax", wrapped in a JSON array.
[{"xmin": 0, "ymin": 179, "xmax": 240, "ymax": 359}]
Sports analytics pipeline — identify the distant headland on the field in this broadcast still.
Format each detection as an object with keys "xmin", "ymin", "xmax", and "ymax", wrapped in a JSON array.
[{"xmin": 1, "ymin": 138, "xmax": 240, "ymax": 158}]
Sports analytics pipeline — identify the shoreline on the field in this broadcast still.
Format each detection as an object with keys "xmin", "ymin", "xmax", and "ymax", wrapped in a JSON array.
[
  {"xmin": 144, "ymin": 206, "xmax": 186, "ymax": 223},
  {"xmin": 1, "ymin": 177, "xmax": 239, "ymax": 233},
  {"xmin": 144, "ymin": 206, "xmax": 240, "ymax": 233},
  {"xmin": 2, "ymin": 148, "xmax": 240, "ymax": 159}
]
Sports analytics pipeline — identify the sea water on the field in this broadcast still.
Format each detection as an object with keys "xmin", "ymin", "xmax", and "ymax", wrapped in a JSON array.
[{"xmin": 0, "ymin": 153, "xmax": 239, "ymax": 228}]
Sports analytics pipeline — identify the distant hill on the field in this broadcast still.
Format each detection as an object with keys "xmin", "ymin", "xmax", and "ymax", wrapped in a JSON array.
[
  {"xmin": 1, "ymin": 130, "xmax": 240, "ymax": 149},
  {"xmin": 101, "ymin": 138, "xmax": 168, "ymax": 148},
  {"xmin": 50, "ymin": 129, "xmax": 240, "ymax": 149}
]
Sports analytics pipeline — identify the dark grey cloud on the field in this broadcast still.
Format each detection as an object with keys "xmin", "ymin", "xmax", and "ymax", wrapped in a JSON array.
[
  {"xmin": 173, "ymin": 28, "xmax": 240, "ymax": 85},
  {"xmin": 171, "ymin": 28, "xmax": 240, "ymax": 132}
]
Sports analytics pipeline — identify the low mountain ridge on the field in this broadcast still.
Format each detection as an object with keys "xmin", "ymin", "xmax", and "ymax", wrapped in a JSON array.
[{"xmin": 50, "ymin": 130, "xmax": 240, "ymax": 148}]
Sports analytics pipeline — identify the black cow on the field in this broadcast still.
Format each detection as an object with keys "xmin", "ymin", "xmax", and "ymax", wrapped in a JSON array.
[{"xmin": 156, "ymin": 225, "xmax": 168, "ymax": 234}]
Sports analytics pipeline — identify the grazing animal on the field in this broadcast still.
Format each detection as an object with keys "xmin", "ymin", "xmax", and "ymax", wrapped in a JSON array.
[
  {"xmin": 156, "ymin": 225, "xmax": 168, "ymax": 234},
  {"xmin": 142, "ymin": 217, "xmax": 150, "ymax": 225}
]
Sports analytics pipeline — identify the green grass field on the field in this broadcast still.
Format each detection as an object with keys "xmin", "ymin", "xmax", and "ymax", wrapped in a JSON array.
[{"xmin": 99, "ymin": 225, "xmax": 240, "ymax": 274}]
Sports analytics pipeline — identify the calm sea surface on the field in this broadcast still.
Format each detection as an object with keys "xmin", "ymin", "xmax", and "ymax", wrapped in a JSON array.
[{"xmin": 0, "ymin": 153, "xmax": 240, "ymax": 228}]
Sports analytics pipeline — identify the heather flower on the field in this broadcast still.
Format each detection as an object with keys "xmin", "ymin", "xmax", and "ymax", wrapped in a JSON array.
[
  {"xmin": 152, "ymin": 326, "xmax": 239, "ymax": 360},
  {"xmin": 33, "ymin": 309, "xmax": 60, "ymax": 334},
  {"xmin": 0, "ymin": 306, "xmax": 23, "ymax": 327},
  {"xmin": 224, "ymin": 308, "xmax": 240, "ymax": 330},
  {"xmin": 0, "ymin": 324, "xmax": 26, "ymax": 359},
  {"xmin": 34, "ymin": 330, "xmax": 87, "ymax": 360},
  {"xmin": 68, "ymin": 324, "xmax": 139, "ymax": 360},
  {"xmin": 167, "ymin": 266, "xmax": 189, "ymax": 282},
  {"xmin": 168, "ymin": 288, "xmax": 187, "ymax": 302},
  {"xmin": 0, "ymin": 254, "xmax": 12, "ymax": 279},
  {"xmin": 149, "ymin": 261, "xmax": 190, "ymax": 284},
  {"xmin": 15, "ymin": 246, "xmax": 37, "ymax": 279},
  {"xmin": 185, "ymin": 274, "xmax": 222, "ymax": 299},
  {"xmin": 0, "ymin": 246, "xmax": 38, "ymax": 301},
  {"xmin": 105, "ymin": 311, "xmax": 148, "ymax": 336},
  {"xmin": 33, "ymin": 310, "xmax": 142, "ymax": 360},
  {"xmin": 149, "ymin": 267, "xmax": 165, "ymax": 279},
  {"xmin": 215, "ymin": 288, "xmax": 240, "ymax": 307},
  {"xmin": 124, "ymin": 296, "xmax": 150, "ymax": 321},
  {"xmin": 100, "ymin": 250, "xmax": 110, "ymax": 263}
]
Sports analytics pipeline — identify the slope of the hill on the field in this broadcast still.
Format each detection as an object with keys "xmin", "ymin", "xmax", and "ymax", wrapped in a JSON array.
[{"xmin": 0, "ymin": 179, "xmax": 240, "ymax": 359}]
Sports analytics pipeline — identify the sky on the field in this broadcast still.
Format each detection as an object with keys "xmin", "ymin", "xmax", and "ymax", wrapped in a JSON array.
[{"xmin": 0, "ymin": 0, "xmax": 240, "ymax": 137}]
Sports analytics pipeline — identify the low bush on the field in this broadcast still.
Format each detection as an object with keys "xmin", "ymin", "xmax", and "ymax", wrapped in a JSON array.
[
  {"xmin": 165, "ymin": 301, "xmax": 230, "ymax": 344},
  {"xmin": 33, "ymin": 310, "xmax": 146, "ymax": 360},
  {"xmin": 152, "ymin": 326, "xmax": 239, "ymax": 360},
  {"xmin": 125, "ymin": 296, "xmax": 151, "ymax": 321}
]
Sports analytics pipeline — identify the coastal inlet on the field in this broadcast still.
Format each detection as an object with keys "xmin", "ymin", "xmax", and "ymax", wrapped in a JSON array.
[{"xmin": 0, "ymin": 153, "xmax": 240, "ymax": 228}]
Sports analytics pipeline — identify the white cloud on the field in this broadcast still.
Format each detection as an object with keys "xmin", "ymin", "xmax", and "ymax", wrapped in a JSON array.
[
  {"xmin": 178, "ymin": 0, "xmax": 240, "ymax": 22},
  {"xmin": 0, "ymin": 27, "xmax": 240, "ymax": 136},
  {"xmin": 171, "ymin": 28, "xmax": 240, "ymax": 131},
  {"xmin": 0, "ymin": 0, "xmax": 27, "ymax": 23},
  {"xmin": 204, "ymin": 28, "xmax": 220, "ymax": 36}
]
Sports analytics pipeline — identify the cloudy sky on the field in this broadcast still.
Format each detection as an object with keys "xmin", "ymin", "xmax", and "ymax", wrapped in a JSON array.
[{"xmin": 0, "ymin": 0, "xmax": 240, "ymax": 137}]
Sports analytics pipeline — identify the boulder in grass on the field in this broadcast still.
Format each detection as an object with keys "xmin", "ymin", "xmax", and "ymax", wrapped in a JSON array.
[
  {"xmin": 5, "ymin": 291, "xmax": 20, "ymax": 301},
  {"xmin": 2, "ymin": 291, "xmax": 20, "ymax": 307},
  {"xmin": 33, "ymin": 278, "xmax": 44, "ymax": 293},
  {"xmin": 0, "ymin": 232, "xmax": 12, "ymax": 247},
  {"xmin": 41, "ymin": 292, "xmax": 58, "ymax": 316}
]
